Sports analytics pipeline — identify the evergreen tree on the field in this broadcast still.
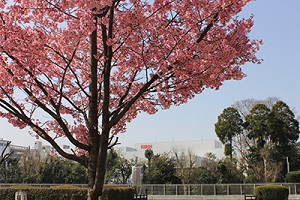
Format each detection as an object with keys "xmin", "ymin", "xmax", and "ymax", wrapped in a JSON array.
[
  {"xmin": 144, "ymin": 149, "xmax": 154, "ymax": 173},
  {"xmin": 245, "ymin": 101, "xmax": 299, "ymax": 182},
  {"xmin": 143, "ymin": 154, "xmax": 181, "ymax": 184},
  {"xmin": 0, "ymin": 157, "xmax": 21, "ymax": 183},
  {"xmin": 215, "ymin": 107, "xmax": 243, "ymax": 160},
  {"xmin": 38, "ymin": 157, "xmax": 87, "ymax": 183},
  {"xmin": 271, "ymin": 101, "xmax": 299, "ymax": 158}
]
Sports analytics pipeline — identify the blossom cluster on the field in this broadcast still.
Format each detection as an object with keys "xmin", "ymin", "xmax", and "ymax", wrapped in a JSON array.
[{"xmin": 0, "ymin": 0, "xmax": 261, "ymax": 148}]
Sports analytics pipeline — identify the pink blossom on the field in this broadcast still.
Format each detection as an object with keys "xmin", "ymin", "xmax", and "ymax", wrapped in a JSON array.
[{"xmin": 0, "ymin": 0, "xmax": 261, "ymax": 159}]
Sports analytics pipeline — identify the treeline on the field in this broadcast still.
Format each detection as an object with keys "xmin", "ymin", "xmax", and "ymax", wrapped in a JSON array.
[
  {"xmin": 0, "ymin": 156, "xmax": 88, "ymax": 184},
  {"xmin": 142, "ymin": 150, "xmax": 244, "ymax": 184},
  {"xmin": 1, "ymin": 144, "xmax": 299, "ymax": 185},
  {"xmin": 0, "ymin": 148, "xmax": 246, "ymax": 185},
  {"xmin": 215, "ymin": 98, "xmax": 300, "ymax": 182},
  {"xmin": 105, "ymin": 148, "xmax": 246, "ymax": 184},
  {"xmin": 1, "ymin": 97, "xmax": 299, "ymax": 184}
]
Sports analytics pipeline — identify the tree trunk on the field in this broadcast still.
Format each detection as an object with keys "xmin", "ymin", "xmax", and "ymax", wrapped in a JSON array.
[
  {"xmin": 263, "ymin": 157, "xmax": 267, "ymax": 182},
  {"xmin": 87, "ymin": 16, "xmax": 102, "ymax": 200},
  {"xmin": 86, "ymin": 128, "xmax": 110, "ymax": 200},
  {"xmin": 230, "ymin": 141, "xmax": 233, "ymax": 162},
  {"xmin": 87, "ymin": 4, "xmax": 116, "ymax": 199}
]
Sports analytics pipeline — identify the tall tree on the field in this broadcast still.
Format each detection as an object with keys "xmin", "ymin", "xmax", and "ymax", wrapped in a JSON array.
[
  {"xmin": 104, "ymin": 148, "xmax": 133, "ymax": 184},
  {"xmin": 112, "ymin": 156, "xmax": 132, "ymax": 184},
  {"xmin": 215, "ymin": 107, "xmax": 243, "ymax": 160},
  {"xmin": 244, "ymin": 101, "xmax": 299, "ymax": 182},
  {"xmin": 143, "ymin": 153, "xmax": 180, "ymax": 184},
  {"xmin": 245, "ymin": 104, "xmax": 272, "ymax": 149},
  {"xmin": 270, "ymin": 101, "xmax": 299, "ymax": 180},
  {"xmin": 173, "ymin": 149, "xmax": 197, "ymax": 185},
  {"xmin": 245, "ymin": 103, "xmax": 272, "ymax": 182},
  {"xmin": 144, "ymin": 149, "xmax": 154, "ymax": 173},
  {"xmin": 231, "ymin": 97, "xmax": 281, "ymax": 178},
  {"xmin": 219, "ymin": 98, "xmax": 300, "ymax": 182},
  {"xmin": 0, "ymin": 1, "xmax": 261, "ymax": 199},
  {"xmin": 270, "ymin": 101, "xmax": 299, "ymax": 157}
]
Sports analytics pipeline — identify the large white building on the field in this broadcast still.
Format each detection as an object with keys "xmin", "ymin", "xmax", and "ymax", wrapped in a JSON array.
[{"xmin": 115, "ymin": 139, "xmax": 224, "ymax": 166}]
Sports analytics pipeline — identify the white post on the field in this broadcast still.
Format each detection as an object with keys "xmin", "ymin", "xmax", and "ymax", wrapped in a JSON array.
[
  {"xmin": 15, "ymin": 190, "xmax": 27, "ymax": 200},
  {"xmin": 287, "ymin": 157, "xmax": 290, "ymax": 173}
]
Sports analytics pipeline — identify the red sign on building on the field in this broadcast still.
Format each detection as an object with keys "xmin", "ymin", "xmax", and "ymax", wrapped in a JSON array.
[{"xmin": 140, "ymin": 144, "xmax": 153, "ymax": 149}]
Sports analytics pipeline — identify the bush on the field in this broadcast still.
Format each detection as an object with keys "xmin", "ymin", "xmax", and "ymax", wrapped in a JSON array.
[
  {"xmin": 254, "ymin": 185, "xmax": 289, "ymax": 200},
  {"xmin": 0, "ymin": 185, "xmax": 87, "ymax": 200},
  {"xmin": 50, "ymin": 185, "xmax": 81, "ymax": 189},
  {"xmin": 0, "ymin": 185, "xmax": 135, "ymax": 200},
  {"xmin": 71, "ymin": 194, "xmax": 86, "ymax": 200},
  {"xmin": 285, "ymin": 171, "xmax": 300, "ymax": 182},
  {"xmin": 101, "ymin": 187, "xmax": 135, "ymax": 200}
]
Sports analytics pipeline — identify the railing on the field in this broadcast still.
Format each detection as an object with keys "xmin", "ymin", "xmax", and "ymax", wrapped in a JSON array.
[
  {"xmin": 1, "ymin": 183, "xmax": 300, "ymax": 196},
  {"xmin": 134, "ymin": 194, "xmax": 148, "ymax": 200},
  {"xmin": 140, "ymin": 183, "xmax": 300, "ymax": 196},
  {"xmin": 244, "ymin": 194, "xmax": 256, "ymax": 200}
]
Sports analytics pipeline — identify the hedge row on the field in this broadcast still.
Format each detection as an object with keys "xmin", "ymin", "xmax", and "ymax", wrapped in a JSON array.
[
  {"xmin": 0, "ymin": 185, "xmax": 134, "ymax": 200},
  {"xmin": 254, "ymin": 185, "xmax": 289, "ymax": 200},
  {"xmin": 285, "ymin": 170, "xmax": 300, "ymax": 183},
  {"xmin": 101, "ymin": 187, "xmax": 135, "ymax": 200}
]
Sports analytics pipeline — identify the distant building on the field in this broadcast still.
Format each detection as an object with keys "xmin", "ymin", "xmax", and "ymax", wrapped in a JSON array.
[
  {"xmin": 115, "ymin": 139, "xmax": 224, "ymax": 166},
  {"xmin": 0, "ymin": 138, "xmax": 11, "ymax": 157},
  {"xmin": 32, "ymin": 141, "xmax": 53, "ymax": 159},
  {"xmin": 0, "ymin": 139, "xmax": 71, "ymax": 160},
  {"xmin": 34, "ymin": 141, "xmax": 43, "ymax": 151},
  {"xmin": 1, "ymin": 138, "xmax": 30, "ymax": 159},
  {"xmin": 11, "ymin": 145, "xmax": 30, "ymax": 159}
]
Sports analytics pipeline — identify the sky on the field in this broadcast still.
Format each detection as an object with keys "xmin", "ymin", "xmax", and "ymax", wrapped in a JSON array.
[{"xmin": 1, "ymin": 0, "xmax": 300, "ymax": 148}]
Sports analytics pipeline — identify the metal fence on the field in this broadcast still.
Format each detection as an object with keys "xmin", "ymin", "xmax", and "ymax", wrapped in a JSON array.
[
  {"xmin": 140, "ymin": 183, "xmax": 300, "ymax": 195},
  {"xmin": 1, "ymin": 183, "xmax": 300, "ymax": 196}
]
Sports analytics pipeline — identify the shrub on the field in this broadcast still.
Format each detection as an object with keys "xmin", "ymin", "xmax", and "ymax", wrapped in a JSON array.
[
  {"xmin": 0, "ymin": 185, "xmax": 135, "ymax": 200},
  {"xmin": 254, "ymin": 185, "xmax": 289, "ymax": 200},
  {"xmin": 101, "ymin": 187, "xmax": 135, "ymax": 200},
  {"xmin": 285, "ymin": 171, "xmax": 300, "ymax": 183},
  {"xmin": 71, "ymin": 194, "xmax": 86, "ymax": 200},
  {"xmin": 0, "ymin": 185, "xmax": 87, "ymax": 200},
  {"xmin": 50, "ymin": 185, "xmax": 81, "ymax": 189}
]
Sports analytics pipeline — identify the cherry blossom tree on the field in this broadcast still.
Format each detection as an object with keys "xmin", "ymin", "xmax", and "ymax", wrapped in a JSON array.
[{"xmin": 0, "ymin": 0, "xmax": 261, "ymax": 199}]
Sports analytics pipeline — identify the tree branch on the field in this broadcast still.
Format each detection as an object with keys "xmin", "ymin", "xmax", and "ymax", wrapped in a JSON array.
[
  {"xmin": 109, "ymin": 74, "xmax": 160, "ymax": 128},
  {"xmin": 2, "ymin": 51, "xmax": 89, "ymax": 151},
  {"xmin": 196, "ymin": 11, "xmax": 219, "ymax": 43}
]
